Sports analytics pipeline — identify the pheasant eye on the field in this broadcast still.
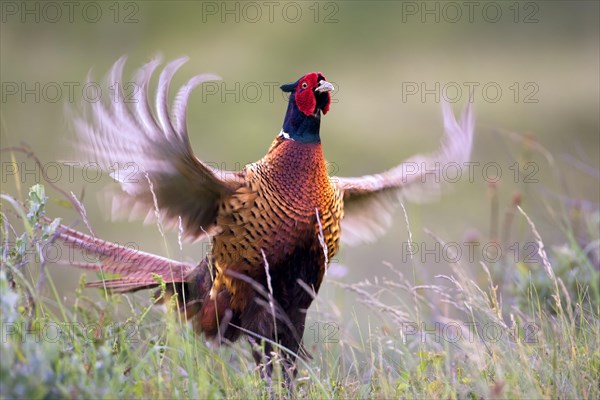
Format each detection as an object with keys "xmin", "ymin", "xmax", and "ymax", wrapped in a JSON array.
[{"xmin": 301, "ymin": 82, "xmax": 308, "ymax": 89}]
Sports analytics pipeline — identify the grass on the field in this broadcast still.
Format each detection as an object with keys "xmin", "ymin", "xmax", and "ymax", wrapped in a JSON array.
[{"xmin": 1, "ymin": 179, "xmax": 599, "ymax": 399}]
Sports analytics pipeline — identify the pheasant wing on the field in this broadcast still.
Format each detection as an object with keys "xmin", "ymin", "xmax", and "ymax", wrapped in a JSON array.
[
  {"xmin": 71, "ymin": 57, "xmax": 244, "ymax": 240},
  {"xmin": 335, "ymin": 101, "xmax": 474, "ymax": 245}
]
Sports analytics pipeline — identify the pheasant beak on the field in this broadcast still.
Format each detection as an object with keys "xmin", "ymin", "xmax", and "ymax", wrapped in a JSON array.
[{"xmin": 315, "ymin": 80, "xmax": 334, "ymax": 93}]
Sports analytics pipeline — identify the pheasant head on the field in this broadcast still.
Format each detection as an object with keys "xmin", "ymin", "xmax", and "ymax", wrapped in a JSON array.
[{"xmin": 280, "ymin": 72, "xmax": 333, "ymax": 143}]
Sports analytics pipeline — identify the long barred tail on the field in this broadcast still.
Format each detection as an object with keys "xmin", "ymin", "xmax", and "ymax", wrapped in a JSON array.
[
  {"xmin": 55, "ymin": 223, "xmax": 194, "ymax": 292},
  {"xmin": 55, "ymin": 223, "xmax": 213, "ymax": 320},
  {"xmin": 54, "ymin": 224, "xmax": 211, "ymax": 311}
]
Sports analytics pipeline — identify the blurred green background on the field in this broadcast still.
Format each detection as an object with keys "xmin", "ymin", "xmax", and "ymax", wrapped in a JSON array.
[{"xmin": 1, "ymin": 1, "xmax": 598, "ymax": 314}]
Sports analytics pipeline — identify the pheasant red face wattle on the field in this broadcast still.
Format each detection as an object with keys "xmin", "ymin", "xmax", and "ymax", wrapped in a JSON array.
[{"xmin": 283, "ymin": 72, "xmax": 332, "ymax": 116}]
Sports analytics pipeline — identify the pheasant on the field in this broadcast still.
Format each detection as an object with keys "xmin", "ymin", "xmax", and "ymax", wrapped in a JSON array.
[{"xmin": 59, "ymin": 56, "xmax": 474, "ymax": 380}]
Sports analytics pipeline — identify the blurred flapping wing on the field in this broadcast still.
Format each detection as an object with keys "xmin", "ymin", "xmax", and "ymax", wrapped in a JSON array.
[
  {"xmin": 71, "ymin": 56, "xmax": 244, "ymax": 240},
  {"xmin": 335, "ymin": 101, "xmax": 474, "ymax": 245}
]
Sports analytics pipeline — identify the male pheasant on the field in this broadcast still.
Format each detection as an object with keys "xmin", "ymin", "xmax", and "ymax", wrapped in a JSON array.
[{"xmin": 59, "ymin": 56, "xmax": 474, "ymax": 379}]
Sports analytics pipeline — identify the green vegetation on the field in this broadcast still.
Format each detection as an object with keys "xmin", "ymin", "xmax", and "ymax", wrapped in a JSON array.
[{"xmin": 1, "ymin": 183, "xmax": 598, "ymax": 399}]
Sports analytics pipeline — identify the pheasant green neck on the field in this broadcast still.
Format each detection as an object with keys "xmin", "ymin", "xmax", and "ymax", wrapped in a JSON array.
[{"xmin": 281, "ymin": 95, "xmax": 321, "ymax": 144}]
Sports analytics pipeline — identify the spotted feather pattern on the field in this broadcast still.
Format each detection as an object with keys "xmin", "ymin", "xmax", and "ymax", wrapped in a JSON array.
[{"xmin": 210, "ymin": 136, "xmax": 342, "ymax": 312}]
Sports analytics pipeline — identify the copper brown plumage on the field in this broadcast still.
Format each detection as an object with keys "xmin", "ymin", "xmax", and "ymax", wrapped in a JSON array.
[{"xmin": 60, "ymin": 56, "xmax": 474, "ymax": 382}]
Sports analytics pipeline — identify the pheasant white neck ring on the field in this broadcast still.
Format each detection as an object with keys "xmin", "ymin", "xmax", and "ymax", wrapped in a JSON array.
[{"xmin": 278, "ymin": 130, "xmax": 294, "ymax": 140}]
